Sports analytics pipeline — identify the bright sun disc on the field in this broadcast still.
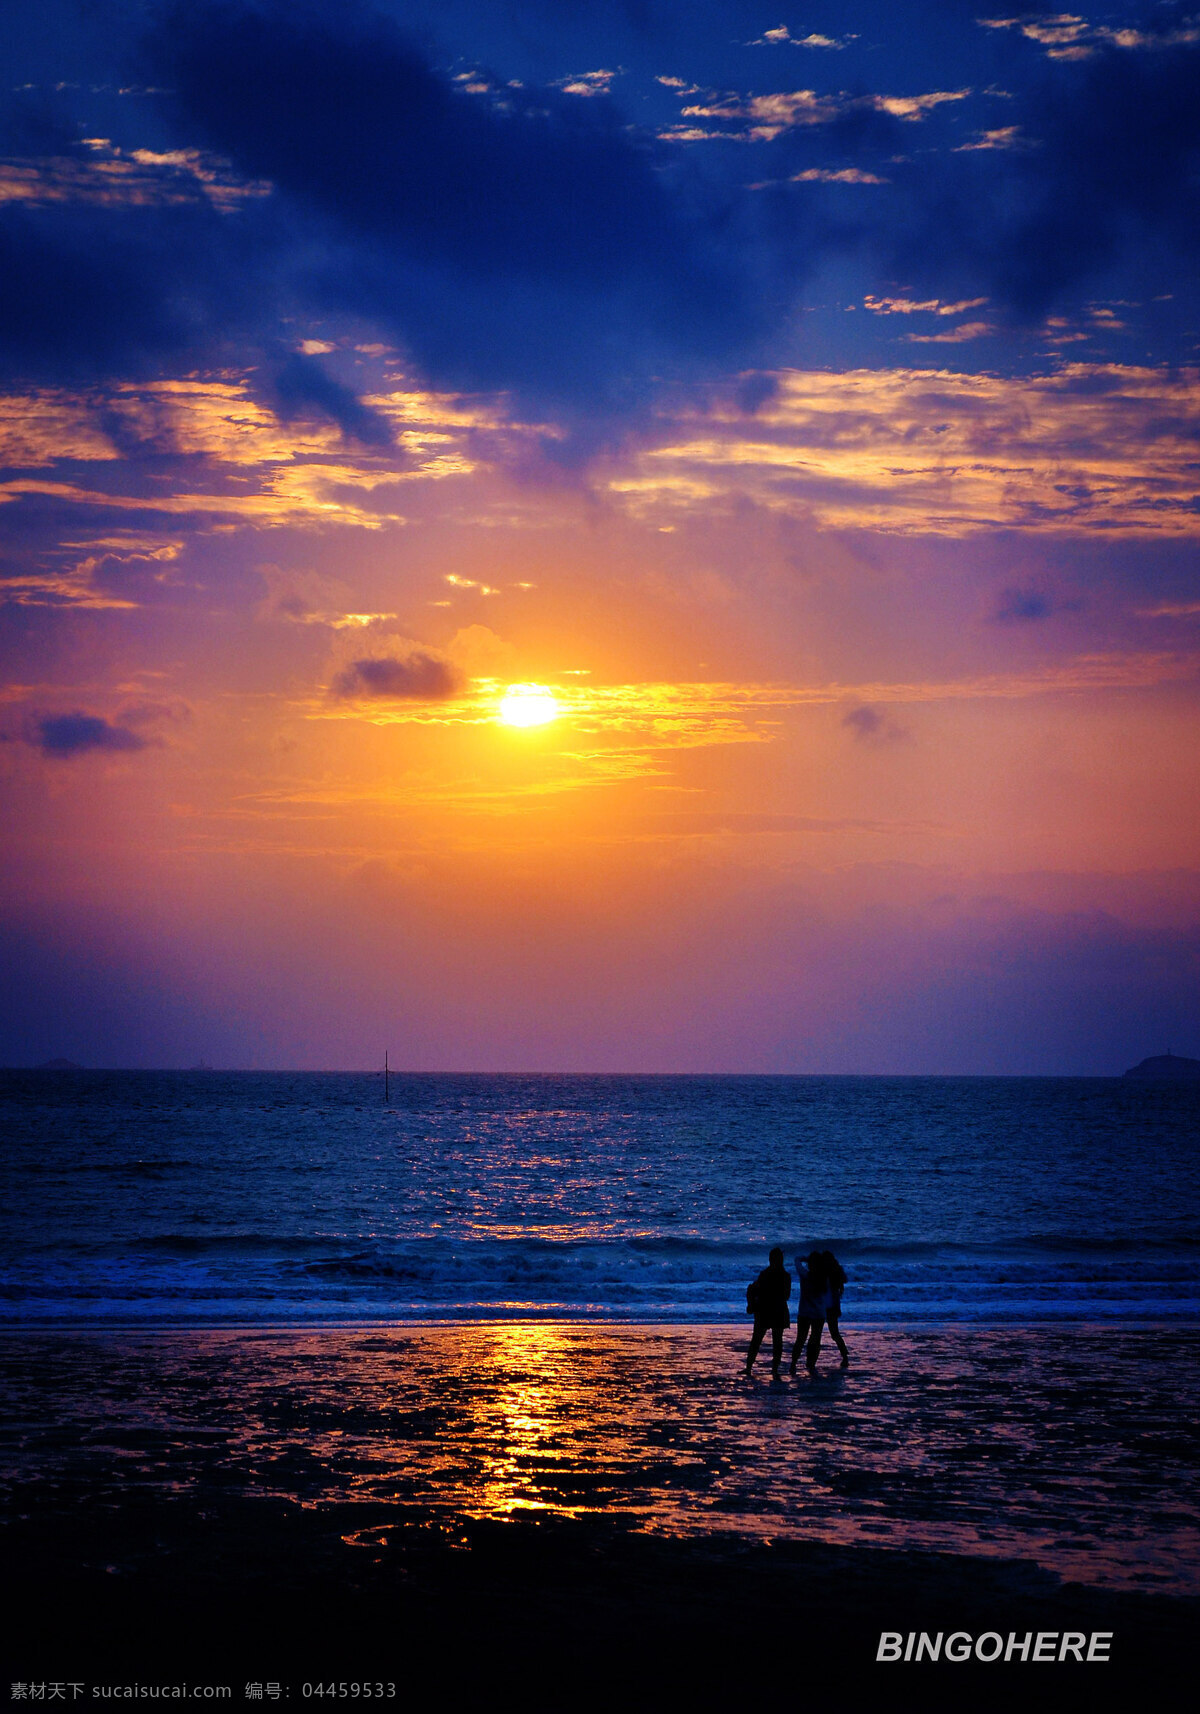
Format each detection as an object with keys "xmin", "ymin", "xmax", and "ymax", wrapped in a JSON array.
[{"xmin": 498, "ymin": 683, "xmax": 560, "ymax": 727}]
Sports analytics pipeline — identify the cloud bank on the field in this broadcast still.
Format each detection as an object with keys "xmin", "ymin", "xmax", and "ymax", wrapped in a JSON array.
[{"xmin": 0, "ymin": 2, "xmax": 1194, "ymax": 441}]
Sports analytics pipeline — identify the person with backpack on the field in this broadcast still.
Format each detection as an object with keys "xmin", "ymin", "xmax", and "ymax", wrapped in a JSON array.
[{"xmin": 744, "ymin": 1246, "xmax": 791, "ymax": 1379}]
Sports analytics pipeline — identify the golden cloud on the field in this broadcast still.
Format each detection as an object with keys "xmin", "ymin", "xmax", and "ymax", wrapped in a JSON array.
[
  {"xmin": 674, "ymin": 85, "xmax": 968, "ymax": 140},
  {"xmin": 0, "ymin": 145, "xmax": 270, "ymax": 211},
  {"xmin": 301, "ymin": 652, "xmax": 1197, "ymax": 735},
  {"xmin": 611, "ymin": 364, "xmax": 1200, "ymax": 536}
]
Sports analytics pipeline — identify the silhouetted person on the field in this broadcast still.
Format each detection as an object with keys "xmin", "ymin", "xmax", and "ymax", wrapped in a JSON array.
[
  {"xmin": 821, "ymin": 1250, "xmax": 850, "ymax": 1366},
  {"xmin": 745, "ymin": 1246, "xmax": 791, "ymax": 1379},
  {"xmin": 790, "ymin": 1249, "xmax": 849, "ymax": 1372},
  {"xmin": 790, "ymin": 1250, "xmax": 825, "ymax": 1374}
]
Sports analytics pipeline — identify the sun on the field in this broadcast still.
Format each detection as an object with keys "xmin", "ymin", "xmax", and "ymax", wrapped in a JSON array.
[{"xmin": 498, "ymin": 683, "xmax": 560, "ymax": 727}]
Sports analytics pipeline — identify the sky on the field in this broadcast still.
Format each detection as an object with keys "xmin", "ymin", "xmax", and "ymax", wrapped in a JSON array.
[{"xmin": 1, "ymin": 0, "xmax": 1198, "ymax": 1072}]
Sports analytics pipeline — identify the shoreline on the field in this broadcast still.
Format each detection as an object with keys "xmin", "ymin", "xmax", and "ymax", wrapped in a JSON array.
[
  {"xmin": 4, "ymin": 1323, "xmax": 1197, "ymax": 1698},
  {"xmin": 4, "ymin": 1313, "xmax": 1198, "ymax": 1330}
]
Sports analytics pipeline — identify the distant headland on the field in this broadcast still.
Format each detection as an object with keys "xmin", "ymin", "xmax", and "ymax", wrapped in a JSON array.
[{"xmin": 1122, "ymin": 1052, "xmax": 1200, "ymax": 1080}]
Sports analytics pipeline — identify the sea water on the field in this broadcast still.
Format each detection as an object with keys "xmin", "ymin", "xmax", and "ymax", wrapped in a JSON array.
[{"xmin": 2, "ymin": 1071, "xmax": 1197, "ymax": 1323}]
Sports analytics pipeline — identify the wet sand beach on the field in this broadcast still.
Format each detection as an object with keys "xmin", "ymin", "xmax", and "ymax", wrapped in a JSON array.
[{"xmin": 3, "ymin": 1324, "xmax": 1198, "ymax": 1699}]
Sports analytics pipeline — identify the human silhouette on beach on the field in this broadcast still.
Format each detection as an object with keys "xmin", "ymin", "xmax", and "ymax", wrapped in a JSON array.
[
  {"xmin": 790, "ymin": 1249, "xmax": 850, "ymax": 1374},
  {"xmin": 744, "ymin": 1246, "xmax": 791, "ymax": 1379}
]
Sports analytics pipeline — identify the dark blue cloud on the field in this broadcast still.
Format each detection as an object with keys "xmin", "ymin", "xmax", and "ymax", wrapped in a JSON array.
[
  {"xmin": 1, "ymin": 1, "xmax": 1197, "ymax": 438},
  {"xmin": 0, "ymin": 197, "xmax": 274, "ymax": 385},
  {"xmin": 733, "ymin": 372, "xmax": 780, "ymax": 415},
  {"xmin": 843, "ymin": 705, "xmax": 885, "ymax": 739},
  {"xmin": 0, "ymin": 1, "xmax": 789, "ymax": 434},
  {"xmin": 146, "ymin": 0, "xmax": 772, "ymax": 420},
  {"xmin": 869, "ymin": 41, "xmax": 1200, "ymax": 317},
  {"xmin": 842, "ymin": 704, "xmax": 906, "ymax": 743},
  {"xmin": 0, "ymin": 200, "xmax": 393, "ymax": 446},
  {"xmin": 331, "ymin": 650, "xmax": 463, "ymax": 699},
  {"xmin": 272, "ymin": 354, "xmax": 393, "ymax": 447},
  {"xmin": 993, "ymin": 585, "xmax": 1083, "ymax": 623},
  {"xmin": 33, "ymin": 713, "xmax": 149, "ymax": 757},
  {"xmin": 995, "ymin": 588, "xmax": 1052, "ymax": 623}
]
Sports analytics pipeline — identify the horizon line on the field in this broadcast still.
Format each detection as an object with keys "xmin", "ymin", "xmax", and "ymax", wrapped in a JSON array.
[{"xmin": 5, "ymin": 1064, "xmax": 1192, "ymax": 1079}]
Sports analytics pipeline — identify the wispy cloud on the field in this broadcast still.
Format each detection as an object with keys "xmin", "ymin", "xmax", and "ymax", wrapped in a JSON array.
[
  {"xmin": 304, "ymin": 655, "xmax": 1200, "ymax": 739},
  {"xmin": 445, "ymin": 573, "xmax": 500, "ymax": 597},
  {"xmin": 0, "ymin": 376, "xmax": 500, "ymax": 477},
  {"xmin": 0, "ymin": 538, "xmax": 183, "ymax": 610},
  {"xmin": 608, "ymin": 364, "xmax": 1200, "ymax": 536},
  {"xmin": 790, "ymin": 168, "xmax": 887, "ymax": 184},
  {"xmin": 748, "ymin": 26, "xmax": 857, "ymax": 50},
  {"xmin": 244, "ymin": 650, "xmax": 1197, "ymax": 827},
  {"xmin": 0, "ymin": 372, "xmax": 505, "ymax": 536},
  {"xmin": 255, "ymin": 566, "xmax": 396, "ymax": 629},
  {"xmin": 0, "ymin": 470, "xmax": 408, "ymax": 530},
  {"xmin": 0, "ymin": 142, "xmax": 269, "ymax": 212},
  {"xmin": 954, "ymin": 125, "xmax": 1028, "ymax": 151},
  {"xmin": 865, "ymin": 296, "xmax": 990, "ymax": 316},
  {"xmin": 903, "ymin": 321, "xmax": 994, "ymax": 343},
  {"xmin": 665, "ymin": 86, "xmax": 969, "ymax": 141},
  {"xmin": 979, "ymin": 14, "xmax": 1200, "ymax": 59},
  {"xmin": 552, "ymin": 70, "xmax": 619, "ymax": 97}
]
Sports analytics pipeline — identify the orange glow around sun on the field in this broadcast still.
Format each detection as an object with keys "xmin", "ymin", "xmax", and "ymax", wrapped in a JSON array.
[{"xmin": 498, "ymin": 684, "xmax": 560, "ymax": 727}]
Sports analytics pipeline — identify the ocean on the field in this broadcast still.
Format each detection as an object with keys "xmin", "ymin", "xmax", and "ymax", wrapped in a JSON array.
[{"xmin": 2, "ymin": 1070, "xmax": 1197, "ymax": 1325}]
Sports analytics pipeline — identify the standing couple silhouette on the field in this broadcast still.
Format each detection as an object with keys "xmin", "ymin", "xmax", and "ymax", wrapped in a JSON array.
[{"xmin": 744, "ymin": 1246, "xmax": 849, "ymax": 1379}]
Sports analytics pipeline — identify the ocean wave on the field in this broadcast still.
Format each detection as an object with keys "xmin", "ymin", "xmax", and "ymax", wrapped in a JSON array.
[
  {"xmin": 3, "ymin": 1230, "xmax": 1199, "ymax": 1322},
  {"xmin": 4, "ymin": 1069, "xmax": 1197, "ymax": 1324}
]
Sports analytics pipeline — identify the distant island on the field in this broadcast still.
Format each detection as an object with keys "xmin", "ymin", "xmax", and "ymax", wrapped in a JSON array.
[
  {"xmin": 1122, "ymin": 1052, "xmax": 1200, "ymax": 1080},
  {"xmin": 36, "ymin": 1058, "xmax": 84, "ymax": 1070}
]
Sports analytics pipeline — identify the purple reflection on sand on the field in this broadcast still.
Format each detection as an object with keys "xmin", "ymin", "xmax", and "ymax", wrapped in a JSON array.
[{"xmin": 2, "ymin": 1324, "xmax": 1196, "ymax": 1594}]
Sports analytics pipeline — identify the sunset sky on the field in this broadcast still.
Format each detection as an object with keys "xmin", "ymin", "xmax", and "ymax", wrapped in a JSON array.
[{"xmin": 2, "ymin": 0, "xmax": 1198, "ymax": 1072}]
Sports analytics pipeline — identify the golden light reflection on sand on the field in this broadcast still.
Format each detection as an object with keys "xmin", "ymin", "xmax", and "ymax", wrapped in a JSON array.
[
  {"xmin": 4, "ymin": 1326, "xmax": 1198, "ymax": 1591},
  {"xmin": 470, "ymin": 1327, "xmax": 570, "ymax": 1518}
]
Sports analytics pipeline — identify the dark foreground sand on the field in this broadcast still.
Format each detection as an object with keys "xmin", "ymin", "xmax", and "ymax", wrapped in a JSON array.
[{"xmin": 2, "ymin": 1326, "xmax": 1197, "ymax": 1703}]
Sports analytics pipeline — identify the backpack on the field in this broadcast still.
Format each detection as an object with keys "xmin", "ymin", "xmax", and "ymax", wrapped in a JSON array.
[{"xmin": 746, "ymin": 1277, "xmax": 761, "ymax": 1317}]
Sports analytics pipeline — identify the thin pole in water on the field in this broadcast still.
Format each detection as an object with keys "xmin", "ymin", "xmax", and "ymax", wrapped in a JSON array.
[{"xmin": 384, "ymin": 1049, "xmax": 390, "ymax": 1104}]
